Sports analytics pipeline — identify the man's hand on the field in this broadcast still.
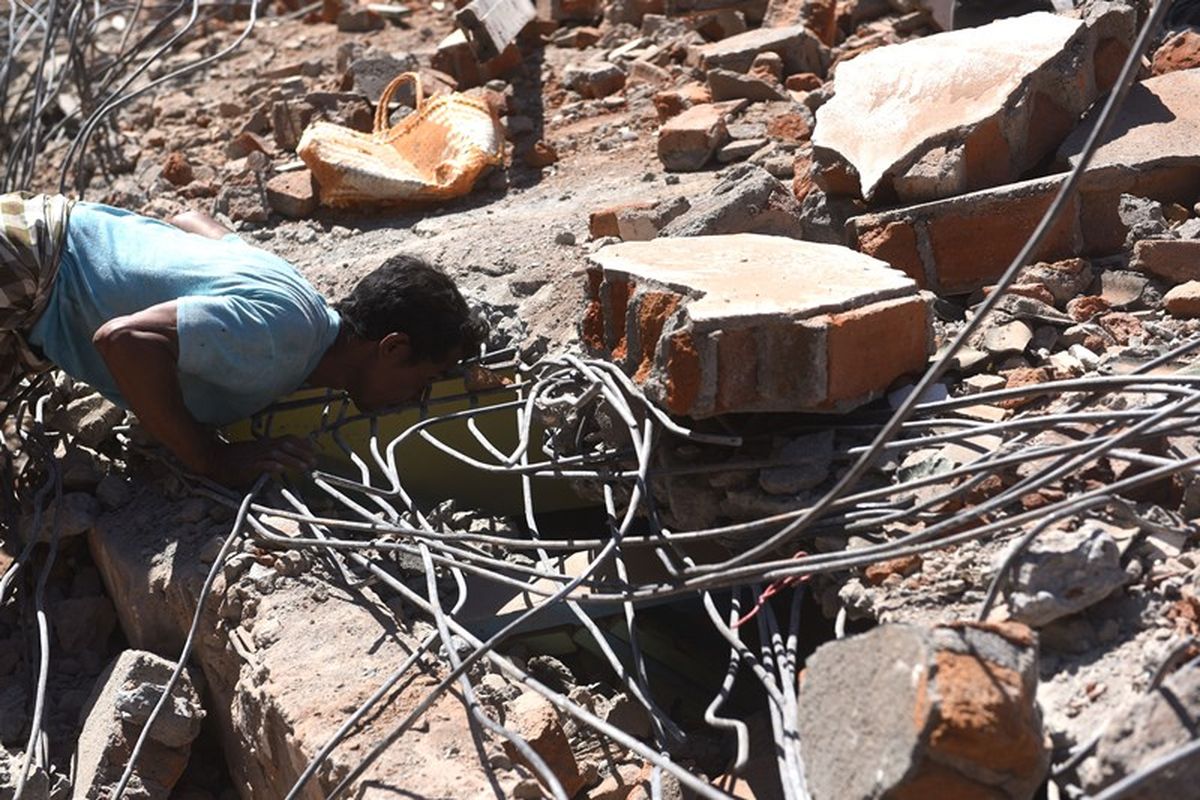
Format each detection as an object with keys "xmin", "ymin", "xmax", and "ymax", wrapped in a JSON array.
[{"xmin": 202, "ymin": 436, "xmax": 317, "ymax": 487}]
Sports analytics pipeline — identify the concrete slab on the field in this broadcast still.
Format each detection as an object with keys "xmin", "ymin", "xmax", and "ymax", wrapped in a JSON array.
[
  {"xmin": 88, "ymin": 491, "xmax": 518, "ymax": 800},
  {"xmin": 582, "ymin": 234, "xmax": 933, "ymax": 417},
  {"xmin": 813, "ymin": 9, "xmax": 1132, "ymax": 202}
]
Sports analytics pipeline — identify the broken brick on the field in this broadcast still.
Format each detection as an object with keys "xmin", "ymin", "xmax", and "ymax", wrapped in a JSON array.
[
  {"xmin": 798, "ymin": 622, "xmax": 1047, "ymax": 800},
  {"xmin": 161, "ymin": 152, "xmax": 194, "ymax": 187},
  {"xmin": 651, "ymin": 82, "xmax": 711, "ymax": 123},
  {"xmin": 265, "ymin": 170, "xmax": 318, "ymax": 219},
  {"xmin": 656, "ymin": 100, "xmax": 743, "ymax": 172}
]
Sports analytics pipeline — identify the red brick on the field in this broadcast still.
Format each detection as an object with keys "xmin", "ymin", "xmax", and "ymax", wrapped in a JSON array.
[
  {"xmin": 632, "ymin": 291, "xmax": 682, "ymax": 382},
  {"xmin": 657, "ymin": 103, "xmax": 731, "ymax": 172},
  {"xmin": 589, "ymin": 202, "xmax": 656, "ymax": 240},
  {"xmin": 765, "ymin": 112, "xmax": 811, "ymax": 144},
  {"xmin": 962, "ymin": 116, "xmax": 1011, "ymax": 193},
  {"xmin": 1095, "ymin": 36, "xmax": 1130, "ymax": 90},
  {"xmin": 927, "ymin": 189, "xmax": 1078, "ymax": 294},
  {"xmin": 664, "ymin": 331, "xmax": 701, "ymax": 415},
  {"xmin": 162, "ymin": 152, "xmax": 193, "ymax": 186},
  {"xmin": 856, "ymin": 221, "xmax": 925, "ymax": 288},
  {"xmin": 825, "ymin": 295, "xmax": 929, "ymax": 405},
  {"xmin": 785, "ymin": 72, "xmax": 822, "ymax": 92},
  {"xmin": 1131, "ymin": 239, "xmax": 1200, "ymax": 285},
  {"xmin": 652, "ymin": 83, "xmax": 710, "ymax": 123},
  {"xmin": 265, "ymin": 170, "xmax": 318, "ymax": 219},
  {"xmin": 1024, "ymin": 92, "xmax": 1076, "ymax": 171},
  {"xmin": 605, "ymin": 278, "xmax": 634, "ymax": 359},
  {"xmin": 927, "ymin": 651, "xmax": 1044, "ymax": 777}
]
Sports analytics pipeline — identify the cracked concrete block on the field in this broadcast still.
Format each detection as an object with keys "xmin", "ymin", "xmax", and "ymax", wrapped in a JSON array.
[
  {"xmin": 1079, "ymin": 664, "xmax": 1200, "ymax": 799},
  {"xmin": 1132, "ymin": 239, "xmax": 1200, "ymax": 285},
  {"xmin": 72, "ymin": 650, "xmax": 204, "ymax": 800},
  {"xmin": 813, "ymin": 8, "xmax": 1134, "ymax": 202},
  {"xmin": 798, "ymin": 621, "xmax": 1048, "ymax": 800},
  {"xmin": 582, "ymin": 234, "xmax": 933, "ymax": 418}
]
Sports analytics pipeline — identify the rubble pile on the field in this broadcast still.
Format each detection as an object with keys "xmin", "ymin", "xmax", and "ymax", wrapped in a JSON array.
[{"xmin": 8, "ymin": 0, "xmax": 1200, "ymax": 798}]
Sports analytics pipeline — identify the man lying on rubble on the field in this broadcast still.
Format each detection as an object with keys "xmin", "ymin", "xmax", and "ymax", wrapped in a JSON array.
[{"xmin": 0, "ymin": 193, "xmax": 486, "ymax": 486}]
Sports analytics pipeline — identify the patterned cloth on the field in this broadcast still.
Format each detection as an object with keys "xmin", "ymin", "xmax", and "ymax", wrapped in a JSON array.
[{"xmin": 0, "ymin": 193, "xmax": 73, "ymax": 398}]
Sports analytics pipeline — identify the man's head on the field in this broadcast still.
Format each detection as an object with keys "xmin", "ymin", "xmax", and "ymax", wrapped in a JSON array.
[{"xmin": 334, "ymin": 255, "xmax": 487, "ymax": 411}]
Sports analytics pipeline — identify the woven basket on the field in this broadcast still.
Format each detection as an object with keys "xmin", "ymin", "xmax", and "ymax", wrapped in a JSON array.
[{"xmin": 298, "ymin": 72, "xmax": 504, "ymax": 207}]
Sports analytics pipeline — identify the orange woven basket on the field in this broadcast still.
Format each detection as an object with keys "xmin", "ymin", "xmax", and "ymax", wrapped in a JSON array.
[{"xmin": 298, "ymin": 72, "xmax": 505, "ymax": 207}]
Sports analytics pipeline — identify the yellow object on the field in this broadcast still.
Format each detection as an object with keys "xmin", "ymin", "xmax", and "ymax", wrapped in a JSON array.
[
  {"xmin": 297, "ymin": 72, "xmax": 504, "ymax": 207},
  {"xmin": 224, "ymin": 375, "xmax": 587, "ymax": 515}
]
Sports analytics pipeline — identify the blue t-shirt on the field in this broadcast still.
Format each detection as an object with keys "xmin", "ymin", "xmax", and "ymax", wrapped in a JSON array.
[{"xmin": 29, "ymin": 202, "xmax": 340, "ymax": 426}]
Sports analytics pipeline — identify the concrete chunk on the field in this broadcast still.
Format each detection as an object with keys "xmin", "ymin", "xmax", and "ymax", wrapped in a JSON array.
[
  {"xmin": 72, "ymin": 650, "xmax": 204, "ymax": 800},
  {"xmin": 582, "ymin": 234, "xmax": 933, "ymax": 417},
  {"xmin": 798, "ymin": 622, "xmax": 1047, "ymax": 800},
  {"xmin": 1079, "ymin": 664, "xmax": 1200, "ymax": 798},
  {"xmin": 688, "ymin": 25, "xmax": 825, "ymax": 75},
  {"xmin": 656, "ymin": 101, "xmax": 742, "ymax": 172},
  {"xmin": 814, "ymin": 10, "xmax": 1132, "ymax": 202}
]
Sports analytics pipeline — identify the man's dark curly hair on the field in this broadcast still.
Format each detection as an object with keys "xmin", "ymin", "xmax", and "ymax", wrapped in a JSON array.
[{"xmin": 335, "ymin": 255, "xmax": 488, "ymax": 362}]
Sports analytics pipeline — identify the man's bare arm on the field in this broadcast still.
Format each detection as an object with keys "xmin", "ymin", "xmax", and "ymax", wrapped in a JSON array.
[
  {"xmin": 92, "ymin": 301, "xmax": 314, "ymax": 485},
  {"xmin": 167, "ymin": 209, "xmax": 233, "ymax": 240}
]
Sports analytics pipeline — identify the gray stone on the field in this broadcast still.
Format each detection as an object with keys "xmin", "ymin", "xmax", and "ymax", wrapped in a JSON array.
[
  {"xmin": 53, "ymin": 596, "xmax": 116, "ymax": 654},
  {"xmin": 715, "ymin": 137, "xmax": 768, "ymax": 163},
  {"xmin": 563, "ymin": 61, "xmax": 626, "ymax": 99},
  {"xmin": 660, "ymin": 163, "xmax": 803, "ymax": 238},
  {"xmin": 95, "ymin": 475, "xmax": 132, "ymax": 511},
  {"xmin": 51, "ymin": 393, "xmax": 124, "ymax": 448},
  {"xmin": 1079, "ymin": 661, "xmax": 1200, "ymax": 798},
  {"xmin": 1119, "ymin": 194, "xmax": 1174, "ymax": 248},
  {"xmin": 342, "ymin": 53, "xmax": 421, "ymax": 103},
  {"xmin": 270, "ymin": 98, "xmax": 315, "ymax": 152},
  {"xmin": 706, "ymin": 68, "xmax": 788, "ymax": 102},
  {"xmin": 336, "ymin": 7, "xmax": 384, "ymax": 32},
  {"xmin": 72, "ymin": 650, "xmax": 204, "ymax": 800},
  {"xmin": 1178, "ymin": 218, "xmax": 1200, "ymax": 240},
  {"xmin": 0, "ymin": 747, "xmax": 49, "ymax": 800},
  {"xmin": 798, "ymin": 622, "xmax": 1046, "ymax": 800},
  {"xmin": 1001, "ymin": 523, "xmax": 1127, "ymax": 626},
  {"xmin": 759, "ymin": 430, "xmax": 833, "ymax": 494}
]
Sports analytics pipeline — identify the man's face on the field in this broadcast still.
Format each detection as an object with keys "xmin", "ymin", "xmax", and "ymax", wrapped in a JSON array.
[{"xmin": 349, "ymin": 333, "xmax": 459, "ymax": 412}]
